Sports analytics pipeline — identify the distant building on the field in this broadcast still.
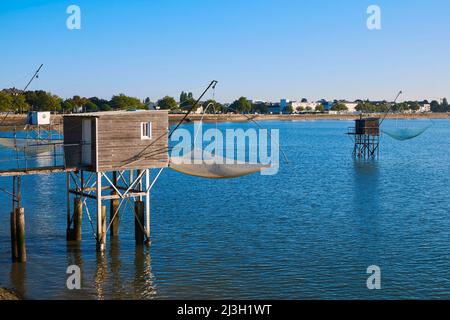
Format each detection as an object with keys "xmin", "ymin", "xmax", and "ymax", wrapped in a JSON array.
[
  {"xmin": 292, "ymin": 101, "xmax": 317, "ymax": 112},
  {"xmin": 194, "ymin": 106, "xmax": 204, "ymax": 114},
  {"xmin": 338, "ymin": 100, "xmax": 358, "ymax": 113},
  {"xmin": 419, "ymin": 104, "xmax": 431, "ymax": 113},
  {"xmin": 316, "ymin": 99, "xmax": 333, "ymax": 111},
  {"xmin": 280, "ymin": 99, "xmax": 288, "ymax": 114},
  {"xmin": 146, "ymin": 102, "xmax": 157, "ymax": 111},
  {"xmin": 267, "ymin": 102, "xmax": 281, "ymax": 114}
]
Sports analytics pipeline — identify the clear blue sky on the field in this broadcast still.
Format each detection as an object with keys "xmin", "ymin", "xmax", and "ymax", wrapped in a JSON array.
[{"xmin": 0, "ymin": 0, "xmax": 449, "ymax": 102}]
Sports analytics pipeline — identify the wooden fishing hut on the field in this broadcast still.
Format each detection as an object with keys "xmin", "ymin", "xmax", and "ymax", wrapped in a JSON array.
[
  {"xmin": 63, "ymin": 111, "xmax": 169, "ymax": 251},
  {"xmin": 1, "ymin": 110, "xmax": 169, "ymax": 262},
  {"xmin": 347, "ymin": 117, "xmax": 380, "ymax": 158}
]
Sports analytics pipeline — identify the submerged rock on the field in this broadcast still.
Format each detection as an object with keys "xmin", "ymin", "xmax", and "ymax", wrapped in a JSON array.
[{"xmin": 0, "ymin": 287, "xmax": 20, "ymax": 300}]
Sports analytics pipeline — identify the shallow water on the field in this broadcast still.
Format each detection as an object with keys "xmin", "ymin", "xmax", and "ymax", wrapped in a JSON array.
[{"xmin": 1, "ymin": 119, "xmax": 449, "ymax": 299}]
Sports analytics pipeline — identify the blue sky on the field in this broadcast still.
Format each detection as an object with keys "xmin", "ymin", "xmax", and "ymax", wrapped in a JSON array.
[{"xmin": 0, "ymin": 0, "xmax": 449, "ymax": 102}]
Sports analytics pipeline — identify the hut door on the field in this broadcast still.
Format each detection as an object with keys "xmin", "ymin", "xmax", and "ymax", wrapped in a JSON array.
[{"xmin": 82, "ymin": 119, "xmax": 92, "ymax": 165}]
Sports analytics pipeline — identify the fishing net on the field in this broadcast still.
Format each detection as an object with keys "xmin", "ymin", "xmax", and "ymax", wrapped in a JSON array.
[
  {"xmin": 0, "ymin": 137, "xmax": 62, "ymax": 155},
  {"xmin": 167, "ymin": 84, "xmax": 281, "ymax": 179},
  {"xmin": 169, "ymin": 148, "xmax": 270, "ymax": 179},
  {"xmin": 381, "ymin": 125, "xmax": 431, "ymax": 141}
]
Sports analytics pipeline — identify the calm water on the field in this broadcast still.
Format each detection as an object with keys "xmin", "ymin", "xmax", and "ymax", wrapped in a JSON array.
[{"xmin": 1, "ymin": 119, "xmax": 450, "ymax": 299}]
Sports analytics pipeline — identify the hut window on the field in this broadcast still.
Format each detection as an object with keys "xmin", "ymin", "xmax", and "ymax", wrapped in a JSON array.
[{"xmin": 141, "ymin": 122, "xmax": 152, "ymax": 140}]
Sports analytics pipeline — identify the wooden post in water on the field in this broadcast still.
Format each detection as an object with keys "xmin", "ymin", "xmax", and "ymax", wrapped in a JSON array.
[
  {"xmin": 10, "ymin": 176, "xmax": 26, "ymax": 262},
  {"xmin": 73, "ymin": 198, "xmax": 83, "ymax": 241},
  {"xmin": 145, "ymin": 169, "xmax": 151, "ymax": 246},
  {"xmin": 134, "ymin": 201, "xmax": 145, "ymax": 245},
  {"xmin": 10, "ymin": 210, "xmax": 18, "ymax": 261},
  {"xmin": 16, "ymin": 207, "xmax": 26, "ymax": 263},
  {"xmin": 110, "ymin": 171, "xmax": 120, "ymax": 237},
  {"xmin": 66, "ymin": 172, "xmax": 71, "ymax": 240},
  {"xmin": 96, "ymin": 172, "xmax": 105, "ymax": 251}
]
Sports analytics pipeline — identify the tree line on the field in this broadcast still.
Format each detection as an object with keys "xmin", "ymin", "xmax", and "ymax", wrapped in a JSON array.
[
  {"xmin": 0, "ymin": 89, "xmax": 146, "ymax": 113},
  {"xmin": 0, "ymin": 88, "xmax": 448, "ymax": 114},
  {"xmin": 354, "ymin": 99, "xmax": 449, "ymax": 113},
  {"xmin": 0, "ymin": 88, "xmax": 253, "ymax": 114}
]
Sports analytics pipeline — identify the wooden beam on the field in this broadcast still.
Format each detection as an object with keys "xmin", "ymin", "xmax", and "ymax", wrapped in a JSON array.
[{"xmin": 0, "ymin": 166, "xmax": 77, "ymax": 177}]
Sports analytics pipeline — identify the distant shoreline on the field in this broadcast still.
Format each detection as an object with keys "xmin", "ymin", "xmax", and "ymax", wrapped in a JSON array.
[
  {"xmin": 168, "ymin": 113, "xmax": 450, "ymax": 123},
  {"xmin": 0, "ymin": 113, "xmax": 448, "ymax": 128}
]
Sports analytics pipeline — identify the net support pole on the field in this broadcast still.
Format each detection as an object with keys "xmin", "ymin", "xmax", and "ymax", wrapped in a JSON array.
[{"xmin": 145, "ymin": 169, "xmax": 151, "ymax": 246}]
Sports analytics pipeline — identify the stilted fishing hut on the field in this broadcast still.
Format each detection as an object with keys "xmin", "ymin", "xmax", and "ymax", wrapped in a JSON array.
[
  {"xmin": 1, "ymin": 110, "xmax": 169, "ymax": 262},
  {"xmin": 348, "ymin": 117, "xmax": 380, "ymax": 158},
  {"xmin": 63, "ymin": 111, "xmax": 169, "ymax": 251}
]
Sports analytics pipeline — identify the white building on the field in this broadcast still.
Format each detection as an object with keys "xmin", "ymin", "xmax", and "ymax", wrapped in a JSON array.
[
  {"xmin": 292, "ymin": 101, "xmax": 318, "ymax": 112},
  {"xmin": 419, "ymin": 104, "xmax": 431, "ymax": 113},
  {"xmin": 343, "ymin": 102, "xmax": 358, "ymax": 113}
]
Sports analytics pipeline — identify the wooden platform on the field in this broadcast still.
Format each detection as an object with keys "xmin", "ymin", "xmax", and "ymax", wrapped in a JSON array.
[{"xmin": 0, "ymin": 166, "xmax": 76, "ymax": 177}]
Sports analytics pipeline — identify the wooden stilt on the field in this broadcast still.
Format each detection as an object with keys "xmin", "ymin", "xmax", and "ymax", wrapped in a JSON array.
[
  {"xmin": 10, "ymin": 210, "xmax": 18, "ymax": 261},
  {"xmin": 110, "ymin": 198, "xmax": 120, "ymax": 237},
  {"xmin": 145, "ymin": 169, "xmax": 151, "ymax": 246},
  {"xmin": 110, "ymin": 171, "xmax": 120, "ymax": 237},
  {"xmin": 73, "ymin": 198, "xmax": 83, "ymax": 241},
  {"xmin": 101, "ymin": 205, "xmax": 107, "ymax": 243},
  {"xmin": 66, "ymin": 172, "xmax": 71, "ymax": 240},
  {"xmin": 135, "ymin": 201, "xmax": 145, "ymax": 245},
  {"xmin": 96, "ymin": 172, "xmax": 105, "ymax": 251},
  {"xmin": 16, "ymin": 207, "xmax": 26, "ymax": 263}
]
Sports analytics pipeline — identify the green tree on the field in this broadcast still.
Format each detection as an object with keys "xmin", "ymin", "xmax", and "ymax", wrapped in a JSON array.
[
  {"xmin": 84, "ymin": 101, "xmax": 98, "ymax": 112},
  {"xmin": 179, "ymin": 91, "xmax": 188, "ymax": 104},
  {"xmin": 10, "ymin": 92, "xmax": 29, "ymax": 113},
  {"xmin": 110, "ymin": 94, "xmax": 144, "ymax": 110},
  {"xmin": 25, "ymin": 90, "xmax": 61, "ymax": 112},
  {"xmin": 315, "ymin": 104, "xmax": 325, "ymax": 112},
  {"xmin": 392, "ymin": 102, "xmax": 408, "ymax": 113},
  {"xmin": 296, "ymin": 106, "xmax": 305, "ymax": 113},
  {"xmin": 100, "ymin": 103, "xmax": 112, "ymax": 111},
  {"xmin": 0, "ymin": 91, "xmax": 13, "ymax": 112},
  {"xmin": 409, "ymin": 101, "xmax": 420, "ymax": 112},
  {"xmin": 61, "ymin": 99, "xmax": 75, "ymax": 113},
  {"xmin": 284, "ymin": 104, "xmax": 294, "ymax": 114},
  {"xmin": 430, "ymin": 100, "xmax": 441, "ymax": 112},
  {"xmin": 356, "ymin": 101, "xmax": 376, "ymax": 113},
  {"xmin": 331, "ymin": 103, "xmax": 348, "ymax": 112},
  {"xmin": 180, "ymin": 97, "xmax": 196, "ymax": 111},
  {"xmin": 442, "ymin": 98, "xmax": 449, "ymax": 112},
  {"xmin": 71, "ymin": 95, "xmax": 88, "ymax": 108},
  {"xmin": 88, "ymin": 97, "xmax": 109, "ymax": 110},
  {"xmin": 252, "ymin": 102, "xmax": 268, "ymax": 114},
  {"xmin": 230, "ymin": 97, "xmax": 251, "ymax": 113},
  {"xmin": 203, "ymin": 99, "xmax": 223, "ymax": 113},
  {"xmin": 157, "ymin": 96, "xmax": 178, "ymax": 110}
]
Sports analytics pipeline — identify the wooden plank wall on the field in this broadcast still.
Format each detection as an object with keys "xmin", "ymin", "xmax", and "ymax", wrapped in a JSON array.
[
  {"xmin": 63, "ymin": 117, "xmax": 83, "ymax": 168},
  {"xmin": 96, "ymin": 112, "xmax": 169, "ymax": 171}
]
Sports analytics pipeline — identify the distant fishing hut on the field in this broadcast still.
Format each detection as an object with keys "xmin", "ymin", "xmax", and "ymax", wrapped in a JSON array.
[
  {"xmin": 1, "ymin": 110, "xmax": 169, "ymax": 262},
  {"xmin": 348, "ymin": 117, "xmax": 380, "ymax": 158}
]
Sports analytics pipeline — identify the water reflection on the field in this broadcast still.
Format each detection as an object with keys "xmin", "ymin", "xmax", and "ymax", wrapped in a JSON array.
[
  {"xmin": 109, "ymin": 239, "xmax": 123, "ymax": 298},
  {"xmin": 134, "ymin": 246, "xmax": 157, "ymax": 299},
  {"xmin": 94, "ymin": 251, "xmax": 108, "ymax": 300},
  {"xmin": 352, "ymin": 159, "xmax": 382, "ymax": 255},
  {"xmin": 10, "ymin": 262, "xmax": 26, "ymax": 299},
  {"xmin": 64, "ymin": 240, "xmax": 156, "ymax": 299},
  {"xmin": 352, "ymin": 159, "xmax": 380, "ymax": 209}
]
